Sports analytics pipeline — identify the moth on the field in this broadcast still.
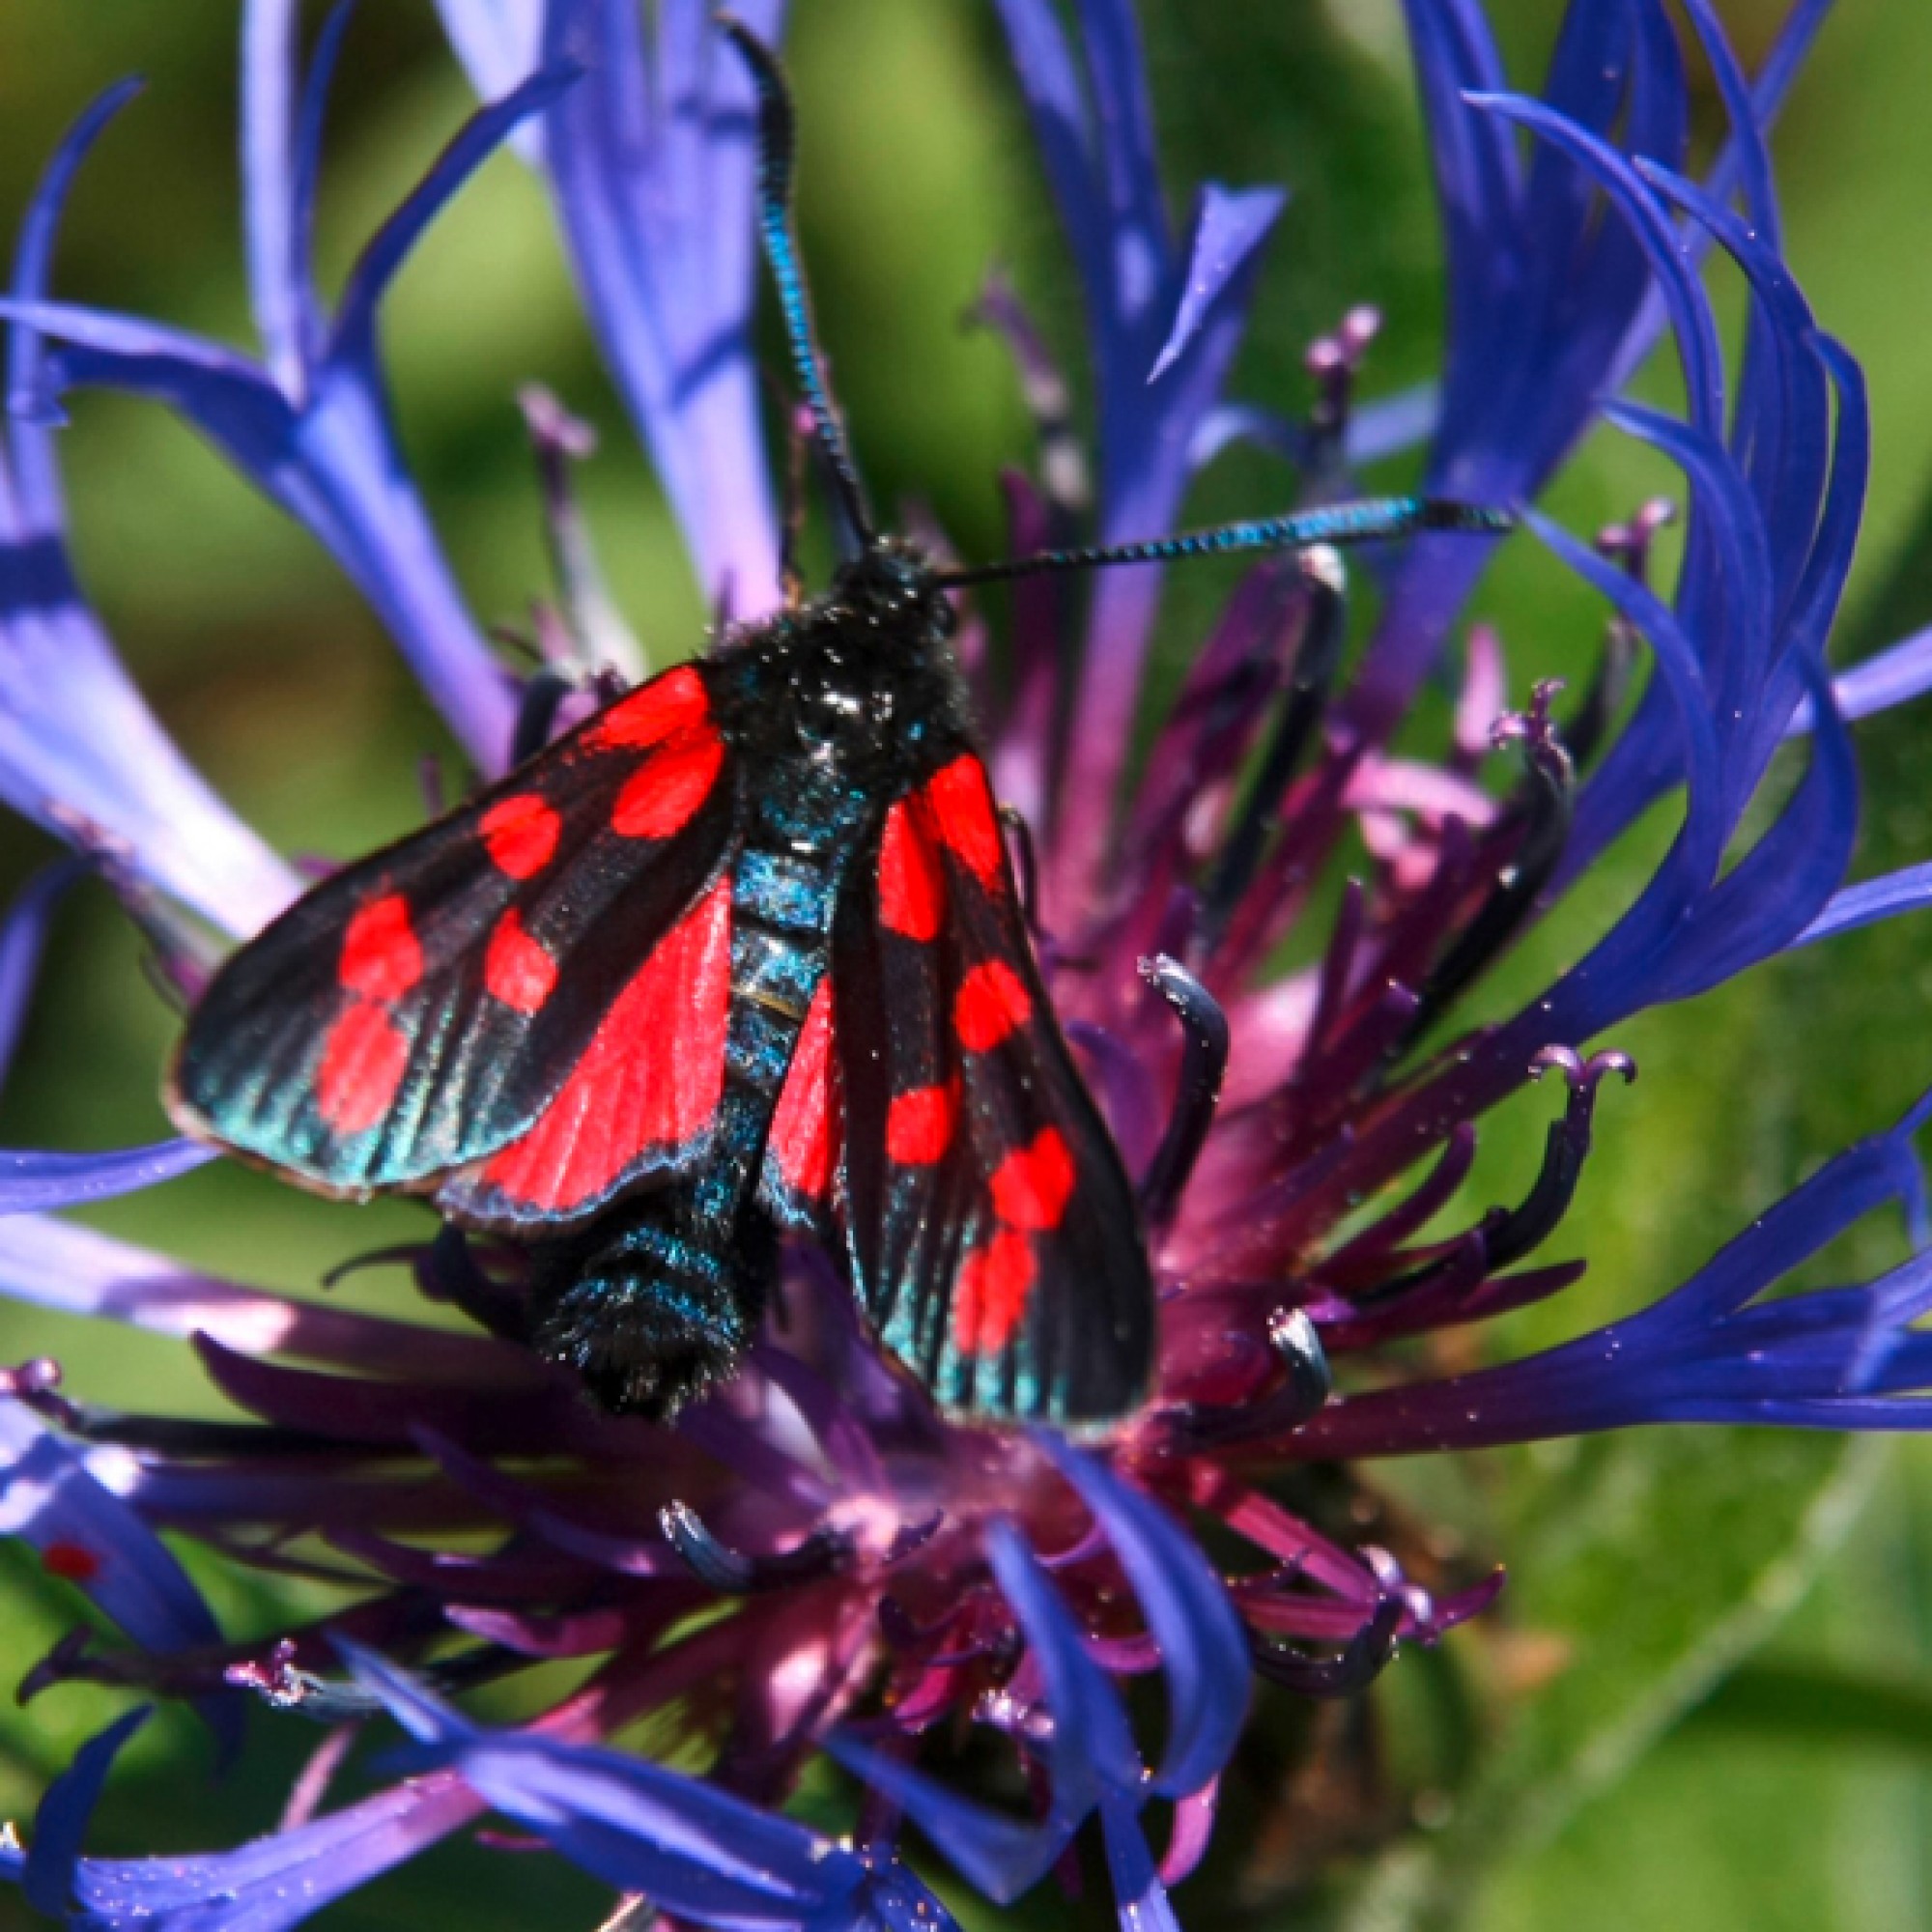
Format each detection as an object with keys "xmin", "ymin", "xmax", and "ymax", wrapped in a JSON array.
[{"xmin": 167, "ymin": 20, "xmax": 1500, "ymax": 1428}]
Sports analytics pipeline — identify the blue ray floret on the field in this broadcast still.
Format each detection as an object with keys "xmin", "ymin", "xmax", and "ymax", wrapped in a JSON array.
[
  {"xmin": 0, "ymin": 6, "xmax": 573, "ymax": 775},
  {"xmin": 1346, "ymin": 0, "xmax": 1832, "ymax": 747},
  {"xmin": 0, "ymin": 98, "xmax": 296, "ymax": 934},
  {"xmin": 438, "ymin": 0, "xmax": 789, "ymax": 616},
  {"xmin": 988, "ymin": 0, "xmax": 1287, "ymax": 900}
]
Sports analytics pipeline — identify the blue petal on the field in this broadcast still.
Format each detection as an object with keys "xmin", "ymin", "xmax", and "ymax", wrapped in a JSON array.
[
  {"xmin": 1804, "ymin": 624, "xmax": 1932, "ymax": 729},
  {"xmin": 988, "ymin": 0, "xmax": 1290, "ymax": 907},
  {"xmin": 1552, "ymin": 3, "xmax": 1687, "ymax": 335},
  {"xmin": 860, "ymin": 1863, "xmax": 966, "ymax": 1932},
  {"xmin": 73, "ymin": 1777, "xmax": 474, "ymax": 1928},
  {"xmin": 1077, "ymin": 0, "xmax": 1168, "ymax": 319},
  {"xmin": 5, "ymin": 77, "xmax": 144, "ymax": 537},
  {"xmin": 1618, "ymin": 0, "xmax": 1691, "ymax": 192},
  {"xmin": 825, "ymin": 1729, "xmax": 1070, "ymax": 1907},
  {"xmin": 436, "ymin": 0, "xmax": 545, "ymax": 105},
  {"xmin": 343, "ymin": 1643, "xmax": 888, "ymax": 1925},
  {"xmin": 21, "ymin": 1704, "xmax": 150, "ymax": 1916},
  {"xmin": 338, "ymin": 1641, "xmax": 481, "ymax": 1745},
  {"xmin": 1146, "ymin": 185, "xmax": 1285, "ymax": 384},
  {"xmin": 830, "ymin": 1519, "xmax": 1149, "ymax": 1905},
  {"xmin": 1600, "ymin": 395, "xmax": 1774, "ymax": 672},
  {"xmin": 0, "ymin": 864, "xmax": 79, "ymax": 1090},
  {"xmin": 329, "ymin": 62, "xmax": 579, "ymax": 368},
  {"xmin": 1467, "ymin": 91, "xmax": 1725, "ymax": 440},
  {"xmin": 1347, "ymin": 382, "xmax": 1443, "ymax": 466},
  {"xmin": 1634, "ymin": 159, "xmax": 1827, "ymax": 622},
  {"xmin": 1303, "ymin": 1096, "xmax": 1932, "ymax": 1455},
  {"xmin": 0, "ymin": 591, "xmax": 298, "ymax": 934},
  {"xmin": 532, "ymin": 0, "xmax": 785, "ymax": 613},
  {"xmin": 0, "ymin": 1140, "xmax": 214, "ymax": 1214},
  {"xmin": 1520, "ymin": 3, "xmax": 1684, "ymax": 321},
  {"xmin": 288, "ymin": 0, "xmax": 362, "ymax": 377},
  {"xmin": 1042, "ymin": 1441, "xmax": 1249, "ymax": 1799},
  {"xmin": 1655, "ymin": 656, "xmax": 1857, "ymax": 1004},
  {"xmin": 0, "ymin": 1419, "xmax": 239, "ymax": 1757},
  {"xmin": 0, "ymin": 1423, "xmax": 222, "ymax": 1658},
  {"xmin": 990, "ymin": 0, "xmax": 1109, "ymax": 304},
  {"xmin": 1608, "ymin": 0, "xmax": 1831, "ymax": 391},
  {"xmin": 0, "ymin": 295, "xmax": 297, "ymax": 487},
  {"xmin": 0, "ymin": 1212, "xmax": 522, "ymax": 1378},
  {"xmin": 1189, "ymin": 384, "xmax": 1445, "ymax": 476},
  {"xmin": 0, "ymin": 295, "xmax": 276, "ymax": 397},
  {"xmin": 1534, "ymin": 4, "xmax": 1656, "ymax": 147},
  {"xmin": 1, "ymin": 288, "xmax": 521, "ymax": 776},
  {"xmin": 1523, "ymin": 506, "xmax": 1723, "ymax": 884},
  {"xmin": 1099, "ymin": 1790, "xmax": 1181, "ymax": 1932},
  {"xmin": 1798, "ymin": 860, "xmax": 1932, "ymax": 950},
  {"xmin": 6, "ymin": 58, "xmax": 550, "ymax": 777},
  {"xmin": 0, "ymin": 369, "xmax": 300, "ymax": 935},
  {"xmin": 1399, "ymin": 0, "xmax": 1520, "ymax": 346},
  {"xmin": 1677, "ymin": 0, "xmax": 1780, "ymax": 248},
  {"xmin": 1737, "ymin": 0, "xmax": 1837, "ymax": 147},
  {"xmin": 1077, "ymin": 0, "xmax": 1163, "ymax": 218},
  {"xmin": 984, "ymin": 1517, "xmax": 1140, "ymax": 1796},
  {"xmin": 1780, "ymin": 335, "xmax": 1871, "ymax": 673},
  {"xmin": 243, "ymin": 0, "xmax": 309, "ymax": 392}
]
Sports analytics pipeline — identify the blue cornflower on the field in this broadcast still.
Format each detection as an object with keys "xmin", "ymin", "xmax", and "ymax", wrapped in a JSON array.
[{"xmin": 4, "ymin": 2, "xmax": 1932, "ymax": 1929}]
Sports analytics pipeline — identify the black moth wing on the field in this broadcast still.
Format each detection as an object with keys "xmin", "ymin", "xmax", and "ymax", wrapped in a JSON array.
[
  {"xmin": 831, "ymin": 751, "xmax": 1156, "ymax": 1426},
  {"xmin": 168, "ymin": 663, "xmax": 739, "ymax": 1212}
]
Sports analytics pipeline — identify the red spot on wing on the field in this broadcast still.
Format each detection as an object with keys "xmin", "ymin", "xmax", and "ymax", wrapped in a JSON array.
[
  {"xmin": 767, "ymin": 980, "xmax": 837, "ymax": 1203},
  {"xmin": 923, "ymin": 755, "xmax": 1005, "ymax": 889},
  {"xmin": 338, "ymin": 894, "xmax": 421, "ymax": 1000},
  {"xmin": 954, "ymin": 959, "xmax": 1031, "ymax": 1053},
  {"xmin": 887, "ymin": 1082, "xmax": 957, "ymax": 1165},
  {"xmin": 474, "ymin": 876, "xmax": 732, "ymax": 1214},
  {"xmin": 481, "ymin": 793, "xmax": 561, "ymax": 879},
  {"xmin": 953, "ymin": 1227, "xmax": 1036, "ymax": 1357},
  {"xmin": 991, "ymin": 1127, "xmax": 1076, "ymax": 1231},
  {"xmin": 584, "ymin": 665, "xmax": 710, "ymax": 753},
  {"xmin": 41, "ymin": 1540, "xmax": 100, "ymax": 1582},
  {"xmin": 484, "ymin": 910, "xmax": 558, "ymax": 1014},
  {"xmin": 878, "ymin": 799, "xmax": 946, "ymax": 940},
  {"xmin": 316, "ymin": 1000, "xmax": 410, "ymax": 1134},
  {"xmin": 611, "ymin": 727, "xmax": 724, "ymax": 840}
]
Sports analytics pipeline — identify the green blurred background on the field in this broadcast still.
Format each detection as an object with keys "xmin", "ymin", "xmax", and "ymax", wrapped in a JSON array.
[{"xmin": 2, "ymin": 1, "xmax": 1932, "ymax": 1926}]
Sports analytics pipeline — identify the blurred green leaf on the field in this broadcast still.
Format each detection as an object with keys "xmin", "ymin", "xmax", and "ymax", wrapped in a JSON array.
[
  {"xmin": 1690, "ymin": 1659, "xmax": 1932, "ymax": 1755},
  {"xmin": 1342, "ymin": 1439, "xmax": 1884, "ymax": 1932}
]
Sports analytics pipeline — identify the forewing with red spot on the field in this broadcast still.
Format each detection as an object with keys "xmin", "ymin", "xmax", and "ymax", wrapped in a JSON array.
[
  {"xmin": 439, "ymin": 874, "xmax": 736, "ymax": 1231},
  {"xmin": 831, "ymin": 753, "xmax": 1154, "ymax": 1426},
  {"xmin": 170, "ymin": 662, "xmax": 739, "ymax": 1221}
]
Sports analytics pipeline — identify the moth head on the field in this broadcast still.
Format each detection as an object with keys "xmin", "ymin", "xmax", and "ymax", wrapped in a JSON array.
[{"xmin": 835, "ymin": 539, "xmax": 953, "ymax": 636}]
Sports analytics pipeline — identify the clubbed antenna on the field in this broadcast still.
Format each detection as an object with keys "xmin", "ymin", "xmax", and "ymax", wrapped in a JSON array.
[
  {"xmin": 716, "ymin": 15, "xmax": 874, "ymax": 554},
  {"xmin": 935, "ymin": 497, "xmax": 1512, "ymax": 588}
]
